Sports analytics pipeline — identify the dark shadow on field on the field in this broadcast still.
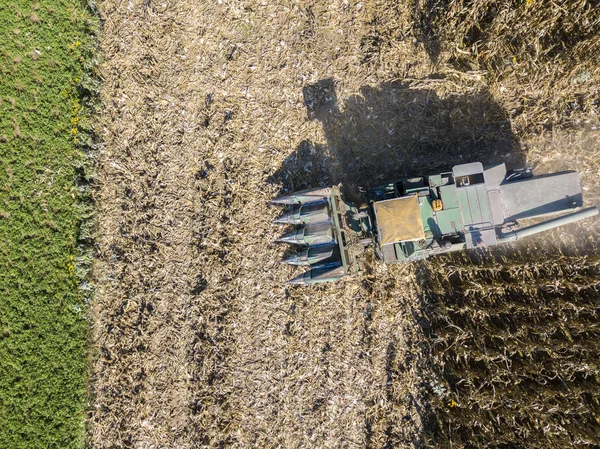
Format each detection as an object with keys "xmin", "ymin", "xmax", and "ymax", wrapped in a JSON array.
[
  {"xmin": 411, "ymin": 0, "xmax": 445, "ymax": 62},
  {"xmin": 269, "ymin": 78, "xmax": 523, "ymax": 196},
  {"xmin": 410, "ymin": 0, "xmax": 492, "ymax": 65}
]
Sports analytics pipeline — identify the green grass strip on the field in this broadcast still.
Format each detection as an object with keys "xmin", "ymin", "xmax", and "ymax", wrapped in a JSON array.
[{"xmin": 0, "ymin": 1, "xmax": 97, "ymax": 447}]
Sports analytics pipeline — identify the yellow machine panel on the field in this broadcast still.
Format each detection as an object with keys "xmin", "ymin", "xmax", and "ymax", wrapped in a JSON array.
[{"xmin": 374, "ymin": 196, "xmax": 425, "ymax": 244}]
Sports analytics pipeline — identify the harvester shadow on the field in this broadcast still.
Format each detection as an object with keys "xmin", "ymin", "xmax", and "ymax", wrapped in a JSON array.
[{"xmin": 269, "ymin": 77, "xmax": 523, "ymax": 199}]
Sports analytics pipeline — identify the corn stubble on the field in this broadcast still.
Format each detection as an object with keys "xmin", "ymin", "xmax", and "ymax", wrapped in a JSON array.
[
  {"xmin": 419, "ymin": 242, "xmax": 600, "ymax": 447},
  {"xmin": 91, "ymin": 0, "xmax": 600, "ymax": 448}
]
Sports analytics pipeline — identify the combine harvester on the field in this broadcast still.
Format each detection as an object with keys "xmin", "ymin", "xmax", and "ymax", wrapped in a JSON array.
[{"xmin": 273, "ymin": 162, "xmax": 598, "ymax": 284}]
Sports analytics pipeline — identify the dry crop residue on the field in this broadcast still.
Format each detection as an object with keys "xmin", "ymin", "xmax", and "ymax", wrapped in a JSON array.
[
  {"xmin": 91, "ymin": 1, "xmax": 430, "ymax": 447},
  {"xmin": 91, "ymin": 0, "xmax": 600, "ymax": 448}
]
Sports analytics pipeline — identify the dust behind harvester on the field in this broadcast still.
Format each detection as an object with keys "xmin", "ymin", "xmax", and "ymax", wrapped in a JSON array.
[{"xmin": 273, "ymin": 162, "xmax": 598, "ymax": 284}]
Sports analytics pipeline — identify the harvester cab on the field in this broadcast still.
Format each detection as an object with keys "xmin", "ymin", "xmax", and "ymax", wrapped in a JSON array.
[{"xmin": 272, "ymin": 162, "xmax": 598, "ymax": 284}]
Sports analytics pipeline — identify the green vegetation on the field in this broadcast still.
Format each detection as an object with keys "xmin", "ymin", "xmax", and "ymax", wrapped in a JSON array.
[{"xmin": 0, "ymin": 1, "xmax": 97, "ymax": 447}]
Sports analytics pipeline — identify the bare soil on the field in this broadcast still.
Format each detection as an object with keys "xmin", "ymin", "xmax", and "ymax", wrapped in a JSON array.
[{"xmin": 90, "ymin": 1, "xmax": 600, "ymax": 448}]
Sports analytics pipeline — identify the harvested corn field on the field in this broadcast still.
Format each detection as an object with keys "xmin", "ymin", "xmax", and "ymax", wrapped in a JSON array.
[{"xmin": 90, "ymin": 1, "xmax": 600, "ymax": 448}]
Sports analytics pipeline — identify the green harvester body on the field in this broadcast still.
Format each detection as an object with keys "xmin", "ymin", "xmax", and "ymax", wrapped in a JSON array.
[{"xmin": 273, "ymin": 162, "xmax": 598, "ymax": 284}]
